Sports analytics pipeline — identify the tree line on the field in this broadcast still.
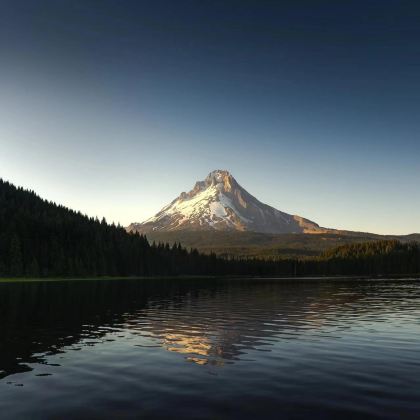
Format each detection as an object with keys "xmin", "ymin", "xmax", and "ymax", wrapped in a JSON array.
[{"xmin": 0, "ymin": 179, "xmax": 418, "ymax": 277}]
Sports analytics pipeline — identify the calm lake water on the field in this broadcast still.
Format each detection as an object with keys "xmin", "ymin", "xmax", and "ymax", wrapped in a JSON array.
[{"xmin": 0, "ymin": 278, "xmax": 419, "ymax": 419}]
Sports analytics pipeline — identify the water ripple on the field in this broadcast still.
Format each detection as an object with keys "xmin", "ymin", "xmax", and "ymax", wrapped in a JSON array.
[{"xmin": 0, "ymin": 278, "xmax": 419, "ymax": 418}]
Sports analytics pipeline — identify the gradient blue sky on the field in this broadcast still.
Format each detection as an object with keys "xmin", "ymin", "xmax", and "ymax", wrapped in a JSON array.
[{"xmin": 1, "ymin": 0, "xmax": 419, "ymax": 234}]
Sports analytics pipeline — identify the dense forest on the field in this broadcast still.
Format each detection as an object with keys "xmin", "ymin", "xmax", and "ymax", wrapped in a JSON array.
[
  {"xmin": 0, "ymin": 179, "xmax": 419, "ymax": 277},
  {"xmin": 142, "ymin": 229, "xmax": 419, "ymax": 259}
]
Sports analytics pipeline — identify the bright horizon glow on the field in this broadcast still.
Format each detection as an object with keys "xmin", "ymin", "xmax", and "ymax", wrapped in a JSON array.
[{"xmin": 1, "ymin": 1, "xmax": 419, "ymax": 235}]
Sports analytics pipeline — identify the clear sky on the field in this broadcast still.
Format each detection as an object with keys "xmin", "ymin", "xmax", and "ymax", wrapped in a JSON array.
[{"xmin": 1, "ymin": 0, "xmax": 419, "ymax": 234}]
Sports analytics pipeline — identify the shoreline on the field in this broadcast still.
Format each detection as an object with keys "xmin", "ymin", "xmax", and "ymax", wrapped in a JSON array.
[{"xmin": 0, "ymin": 274, "xmax": 419, "ymax": 284}]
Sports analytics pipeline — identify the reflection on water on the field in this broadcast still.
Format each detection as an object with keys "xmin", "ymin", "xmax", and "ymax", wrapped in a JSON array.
[{"xmin": 1, "ymin": 278, "xmax": 420, "ymax": 418}]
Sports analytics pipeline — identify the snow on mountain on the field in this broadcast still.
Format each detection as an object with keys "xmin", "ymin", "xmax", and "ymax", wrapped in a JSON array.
[{"xmin": 128, "ymin": 170, "xmax": 330, "ymax": 234}]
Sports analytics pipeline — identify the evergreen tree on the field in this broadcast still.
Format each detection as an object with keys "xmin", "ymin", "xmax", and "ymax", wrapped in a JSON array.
[{"xmin": 9, "ymin": 234, "xmax": 23, "ymax": 277}]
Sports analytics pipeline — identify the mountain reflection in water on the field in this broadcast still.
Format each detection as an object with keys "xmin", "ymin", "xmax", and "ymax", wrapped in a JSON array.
[
  {"xmin": 1, "ymin": 278, "xmax": 420, "ymax": 419},
  {"xmin": 0, "ymin": 278, "xmax": 416, "ymax": 374}
]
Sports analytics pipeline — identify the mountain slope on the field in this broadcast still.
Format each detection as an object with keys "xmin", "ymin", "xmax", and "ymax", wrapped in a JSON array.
[{"xmin": 129, "ymin": 170, "xmax": 334, "ymax": 235}]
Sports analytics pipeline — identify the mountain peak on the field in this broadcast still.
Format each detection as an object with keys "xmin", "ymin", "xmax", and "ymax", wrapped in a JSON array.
[
  {"xmin": 206, "ymin": 169, "xmax": 232, "ymax": 182},
  {"xmin": 203, "ymin": 169, "xmax": 236, "ymax": 193},
  {"xmin": 128, "ymin": 170, "xmax": 327, "ymax": 234}
]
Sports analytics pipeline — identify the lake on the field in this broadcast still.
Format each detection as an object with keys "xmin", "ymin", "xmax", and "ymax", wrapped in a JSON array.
[{"xmin": 0, "ymin": 278, "xmax": 419, "ymax": 419}]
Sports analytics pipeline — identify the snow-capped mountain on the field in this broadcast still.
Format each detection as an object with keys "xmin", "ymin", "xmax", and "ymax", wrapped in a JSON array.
[{"xmin": 128, "ymin": 170, "xmax": 331, "ymax": 234}]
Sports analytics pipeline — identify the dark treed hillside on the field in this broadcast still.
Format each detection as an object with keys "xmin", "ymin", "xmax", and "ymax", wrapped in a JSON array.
[
  {"xmin": 1, "ymin": 179, "xmax": 152, "ymax": 277},
  {"xmin": 0, "ymin": 179, "xmax": 419, "ymax": 278},
  {"xmin": 0, "ymin": 179, "xmax": 292, "ymax": 277},
  {"xmin": 300, "ymin": 240, "xmax": 420, "ymax": 276}
]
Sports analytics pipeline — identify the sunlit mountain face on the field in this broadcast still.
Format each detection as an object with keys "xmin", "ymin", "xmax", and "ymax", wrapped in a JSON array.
[{"xmin": 128, "ymin": 170, "xmax": 334, "ymax": 234}]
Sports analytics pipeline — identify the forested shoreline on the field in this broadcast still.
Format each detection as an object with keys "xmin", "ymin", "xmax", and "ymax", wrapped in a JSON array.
[{"xmin": 1, "ymin": 179, "xmax": 419, "ymax": 278}]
